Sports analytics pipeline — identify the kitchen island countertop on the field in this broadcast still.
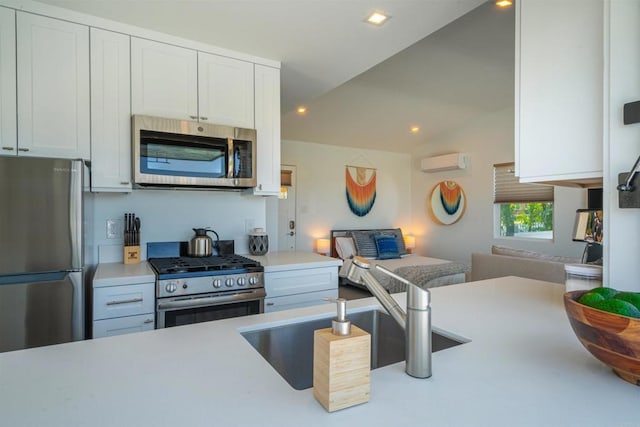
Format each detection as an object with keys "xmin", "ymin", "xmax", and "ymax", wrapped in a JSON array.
[{"xmin": 0, "ymin": 277, "xmax": 637, "ymax": 426}]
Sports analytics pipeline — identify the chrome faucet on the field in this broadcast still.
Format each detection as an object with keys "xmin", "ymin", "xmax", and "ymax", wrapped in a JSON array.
[{"xmin": 346, "ymin": 256, "xmax": 432, "ymax": 378}]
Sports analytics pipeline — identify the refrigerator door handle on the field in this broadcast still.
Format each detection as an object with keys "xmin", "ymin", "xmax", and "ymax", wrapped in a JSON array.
[
  {"xmin": 68, "ymin": 271, "xmax": 84, "ymax": 342},
  {"xmin": 69, "ymin": 160, "xmax": 83, "ymax": 270}
]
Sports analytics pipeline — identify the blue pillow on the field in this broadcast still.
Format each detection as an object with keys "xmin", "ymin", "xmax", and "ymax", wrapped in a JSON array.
[{"xmin": 373, "ymin": 235, "xmax": 400, "ymax": 260}]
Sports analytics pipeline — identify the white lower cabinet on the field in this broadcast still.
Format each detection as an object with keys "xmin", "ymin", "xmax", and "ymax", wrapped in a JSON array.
[
  {"xmin": 92, "ymin": 264, "xmax": 156, "ymax": 339},
  {"xmin": 93, "ymin": 283, "xmax": 155, "ymax": 321},
  {"xmin": 93, "ymin": 314, "xmax": 155, "ymax": 338},
  {"xmin": 264, "ymin": 266, "xmax": 338, "ymax": 313},
  {"xmin": 92, "ymin": 282, "xmax": 155, "ymax": 338}
]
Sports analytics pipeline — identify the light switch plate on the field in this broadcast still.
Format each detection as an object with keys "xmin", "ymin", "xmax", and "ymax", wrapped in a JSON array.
[{"xmin": 107, "ymin": 219, "xmax": 123, "ymax": 239}]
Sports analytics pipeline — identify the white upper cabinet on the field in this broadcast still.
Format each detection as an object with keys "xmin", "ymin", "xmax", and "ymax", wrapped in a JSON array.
[
  {"xmin": 131, "ymin": 37, "xmax": 198, "ymax": 120},
  {"xmin": 198, "ymin": 52, "xmax": 254, "ymax": 128},
  {"xmin": 0, "ymin": 6, "xmax": 16, "ymax": 157},
  {"xmin": 90, "ymin": 28, "xmax": 131, "ymax": 192},
  {"xmin": 131, "ymin": 38, "xmax": 256, "ymax": 128},
  {"xmin": 515, "ymin": 0, "xmax": 603, "ymax": 186},
  {"xmin": 253, "ymin": 64, "xmax": 281, "ymax": 196},
  {"xmin": 16, "ymin": 12, "xmax": 90, "ymax": 159}
]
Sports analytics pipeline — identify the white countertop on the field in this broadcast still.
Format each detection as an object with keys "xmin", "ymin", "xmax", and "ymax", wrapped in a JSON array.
[
  {"xmin": 0, "ymin": 277, "xmax": 636, "ymax": 426},
  {"xmin": 92, "ymin": 262, "xmax": 156, "ymax": 287},
  {"xmin": 247, "ymin": 251, "xmax": 342, "ymax": 272}
]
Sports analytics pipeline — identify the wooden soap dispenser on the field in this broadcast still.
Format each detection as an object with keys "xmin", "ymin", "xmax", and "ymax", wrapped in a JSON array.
[{"xmin": 313, "ymin": 298, "xmax": 371, "ymax": 412}]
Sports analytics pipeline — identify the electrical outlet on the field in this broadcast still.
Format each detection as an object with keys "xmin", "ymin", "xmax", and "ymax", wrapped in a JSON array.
[
  {"xmin": 245, "ymin": 219, "xmax": 255, "ymax": 233},
  {"xmin": 106, "ymin": 219, "xmax": 123, "ymax": 239}
]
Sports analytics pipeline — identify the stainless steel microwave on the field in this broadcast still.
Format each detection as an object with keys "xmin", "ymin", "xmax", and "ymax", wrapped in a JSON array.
[{"xmin": 132, "ymin": 115, "xmax": 256, "ymax": 189}]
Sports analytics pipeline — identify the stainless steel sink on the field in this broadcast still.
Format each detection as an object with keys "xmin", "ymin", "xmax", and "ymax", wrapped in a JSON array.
[{"xmin": 241, "ymin": 309, "xmax": 466, "ymax": 390}]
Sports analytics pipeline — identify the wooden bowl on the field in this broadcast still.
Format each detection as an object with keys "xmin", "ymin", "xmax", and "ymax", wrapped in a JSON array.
[{"xmin": 564, "ymin": 290, "xmax": 640, "ymax": 386}]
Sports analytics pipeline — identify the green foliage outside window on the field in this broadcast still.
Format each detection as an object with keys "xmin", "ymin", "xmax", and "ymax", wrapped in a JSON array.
[{"xmin": 499, "ymin": 202, "xmax": 553, "ymax": 237}]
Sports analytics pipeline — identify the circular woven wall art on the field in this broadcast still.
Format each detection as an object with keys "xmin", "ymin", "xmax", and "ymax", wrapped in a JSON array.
[{"xmin": 428, "ymin": 180, "xmax": 466, "ymax": 225}]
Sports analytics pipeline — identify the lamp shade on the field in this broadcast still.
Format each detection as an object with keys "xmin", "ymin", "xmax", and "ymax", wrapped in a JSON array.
[
  {"xmin": 316, "ymin": 238, "xmax": 331, "ymax": 255},
  {"xmin": 403, "ymin": 235, "xmax": 416, "ymax": 250}
]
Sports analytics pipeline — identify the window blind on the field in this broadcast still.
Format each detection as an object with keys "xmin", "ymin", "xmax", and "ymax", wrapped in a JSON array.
[{"xmin": 493, "ymin": 163, "xmax": 554, "ymax": 203}]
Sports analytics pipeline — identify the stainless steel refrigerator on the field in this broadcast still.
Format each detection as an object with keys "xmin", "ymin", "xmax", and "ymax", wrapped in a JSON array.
[{"xmin": 0, "ymin": 157, "xmax": 84, "ymax": 352}]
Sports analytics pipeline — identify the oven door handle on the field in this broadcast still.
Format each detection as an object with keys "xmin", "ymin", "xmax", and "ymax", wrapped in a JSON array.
[{"xmin": 157, "ymin": 289, "xmax": 266, "ymax": 310}]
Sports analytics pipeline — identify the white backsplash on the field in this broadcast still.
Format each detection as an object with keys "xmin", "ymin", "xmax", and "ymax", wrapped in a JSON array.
[{"xmin": 89, "ymin": 189, "xmax": 267, "ymax": 264}]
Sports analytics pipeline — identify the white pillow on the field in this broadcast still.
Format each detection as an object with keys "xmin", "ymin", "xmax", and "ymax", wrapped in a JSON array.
[{"xmin": 335, "ymin": 237, "xmax": 357, "ymax": 260}]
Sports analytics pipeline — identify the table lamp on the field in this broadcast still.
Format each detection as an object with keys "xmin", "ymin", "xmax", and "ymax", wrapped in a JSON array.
[
  {"xmin": 403, "ymin": 235, "xmax": 416, "ymax": 254},
  {"xmin": 316, "ymin": 238, "xmax": 331, "ymax": 255}
]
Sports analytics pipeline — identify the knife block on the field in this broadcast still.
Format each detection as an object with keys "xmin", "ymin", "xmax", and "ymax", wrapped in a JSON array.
[
  {"xmin": 124, "ymin": 246, "xmax": 140, "ymax": 264},
  {"xmin": 313, "ymin": 325, "xmax": 370, "ymax": 412}
]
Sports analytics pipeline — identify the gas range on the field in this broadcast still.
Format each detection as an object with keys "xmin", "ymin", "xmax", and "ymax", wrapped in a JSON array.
[{"xmin": 147, "ymin": 242, "xmax": 264, "ymax": 299}]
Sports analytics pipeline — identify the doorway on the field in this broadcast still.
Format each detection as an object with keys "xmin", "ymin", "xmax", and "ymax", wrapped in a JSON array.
[{"xmin": 278, "ymin": 165, "xmax": 297, "ymax": 251}]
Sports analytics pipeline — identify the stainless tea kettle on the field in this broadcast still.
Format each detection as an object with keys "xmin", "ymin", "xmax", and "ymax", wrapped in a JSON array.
[{"xmin": 188, "ymin": 228, "xmax": 219, "ymax": 257}]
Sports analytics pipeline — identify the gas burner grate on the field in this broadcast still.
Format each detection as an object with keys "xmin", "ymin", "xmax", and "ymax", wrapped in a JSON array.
[{"xmin": 149, "ymin": 254, "xmax": 262, "ymax": 276}]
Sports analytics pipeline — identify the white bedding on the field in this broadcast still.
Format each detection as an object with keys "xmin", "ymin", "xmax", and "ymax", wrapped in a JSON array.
[{"xmin": 339, "ymin": 254, "xmax": 468, "ymax": 293}]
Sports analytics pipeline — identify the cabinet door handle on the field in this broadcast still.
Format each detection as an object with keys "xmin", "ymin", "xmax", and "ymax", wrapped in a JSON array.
[
  {"xmin": 106, "ymin": 297, "xmax": 143, "ymax": 306},
  {"xmin": 143, "ymin": 318, "xmax": 154, "ymax": 324},
  {"xmin": 2, "ymin": 146, "xmax": 14, "ymax": 151},
  {"xmin": 120, "ymin": 181, "xmax": 130, "ymax": 185},
  {"xmin": 200, "ymin": 116, "xmax": 208, "ymax": 121},
  {"xmin": 18, "ymin": 148, "xmax": 29, "ymax": 152},
  {"xmin": 266, "ymin": 302, "xmax": 274, "ymax": 306},
  {"xmin": 189, "ymin": 115, "xmax": 198, "ymax": 120}
]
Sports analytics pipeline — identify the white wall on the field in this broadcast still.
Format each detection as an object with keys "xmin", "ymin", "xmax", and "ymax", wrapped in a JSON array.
[
  {"xmin": 279, "ymin": 140, "xmax": 412, "ymax": 252},
  {"xmin": 411, "ymin": 108, "xmax": 587, "ymax": 263},
  {"xmin": 604, "ymin": 0, "xmax": 640, "ymax": 291},
  {"xmin": 88, "ymin": 190, "xmax": 266, "ymax": 263}
]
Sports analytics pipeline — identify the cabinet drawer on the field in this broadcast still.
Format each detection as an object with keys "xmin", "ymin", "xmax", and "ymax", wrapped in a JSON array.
[
  {"xmin": 93, "ymin": 283, "xmax": 154, "ymax": 320},
  {"xmin": 265, "ymin": 267, "xmax": 338, "ymax": 298},
  {"xmin": 93, "ymin": 314, "xmax": 155, "ymax": 339},
  {"xmin": 264, "ymin": 289, "xmax": 338, "ymax": 313}
]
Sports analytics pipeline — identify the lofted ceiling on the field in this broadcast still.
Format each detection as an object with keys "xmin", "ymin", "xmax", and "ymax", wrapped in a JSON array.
[{"xmin": 35, "ymin": 0, "xmax": 513, "ymax": 153}]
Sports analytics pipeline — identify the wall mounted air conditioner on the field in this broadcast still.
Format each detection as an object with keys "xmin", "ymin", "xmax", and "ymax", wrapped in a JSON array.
[{"xmin": 420, "ymin": 153, "xmax": 468, "ymax": 173}]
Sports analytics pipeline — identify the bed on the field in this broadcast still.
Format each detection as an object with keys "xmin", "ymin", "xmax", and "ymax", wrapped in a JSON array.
[{"xmin": 330, "ymin": 229, "xmax": 469, "ymax": 294}]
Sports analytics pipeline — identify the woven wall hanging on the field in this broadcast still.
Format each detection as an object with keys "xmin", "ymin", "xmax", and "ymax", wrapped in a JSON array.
[
  {"xmin": 346, "ymin": 165, "xmax": 376, "ymax": 217},
  {"xmin": 428, "ymin": 180, "xmax": 466, "ymax": 225}
]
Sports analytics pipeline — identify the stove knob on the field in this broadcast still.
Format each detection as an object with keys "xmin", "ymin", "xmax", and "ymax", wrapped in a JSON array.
[
  {"xmin": 212, "ymin": 279, "xmax": 222, "ymax": 288},
  {"xmin": 237, "ymin": 277, "xmax": 246, "ymax": 286},
  {"xmin": 248, "ymin": 276, "xmax": 257, "ymax": 286},
  {"xmin": 165, "ymin": 282, "xmax": 178, "ymax": 293},
  {"xmin": 225, "ymin": 278, "xmax": 234, "ymax": 287}
]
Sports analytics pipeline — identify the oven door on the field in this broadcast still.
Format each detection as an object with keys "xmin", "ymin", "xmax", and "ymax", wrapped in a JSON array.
[{"xmin": 156, "ymin": 288, "xmax": 266, "ymax": 328}]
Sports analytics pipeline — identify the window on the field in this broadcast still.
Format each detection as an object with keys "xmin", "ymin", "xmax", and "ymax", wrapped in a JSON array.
[{"xmin": 494, "ymin": 163, "xmax": 554, "ymax": 239}]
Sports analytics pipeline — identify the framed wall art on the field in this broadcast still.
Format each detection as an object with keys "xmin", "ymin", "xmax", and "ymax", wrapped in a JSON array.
[{"xmin": 428, "ymin": 180, "xmax": 466, "ymax": 225}]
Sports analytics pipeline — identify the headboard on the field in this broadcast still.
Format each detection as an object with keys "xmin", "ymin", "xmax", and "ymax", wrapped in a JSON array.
[{"xmin": 329, "ymin": 228, "xmax": 405, "ymax": 259}]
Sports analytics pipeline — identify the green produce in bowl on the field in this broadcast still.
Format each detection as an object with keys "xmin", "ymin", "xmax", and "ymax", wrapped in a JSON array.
[
  {"xmin": 591, "ymin": 298, "xmax": 640, "ymax": 319},
  {"xmin": 588, "ymin": 287, "xmax": 619, "ymax": 299},
  {"xmin": 613, "ymin": 292, "xmax": 640, "ymax": 311},
  {"xmin": 578, "ymin": 292, "xmax": 605, "ymax": 307}
]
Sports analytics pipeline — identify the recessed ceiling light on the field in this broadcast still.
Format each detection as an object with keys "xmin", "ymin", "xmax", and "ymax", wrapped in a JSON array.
[
  {"xmin": 495, "ymin": 0, "xmax": 513, "ymax": 8},
  {"xmin": 410, "ymin": 126, "xmax": 420, "ymax": 134},
  {"xmin": 296, "ymin": 106, "xmax": 307, "ymax": 115},
  {"xmin": 365, "ymin": 11, "xmax": 389, "ymax": 26}
]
